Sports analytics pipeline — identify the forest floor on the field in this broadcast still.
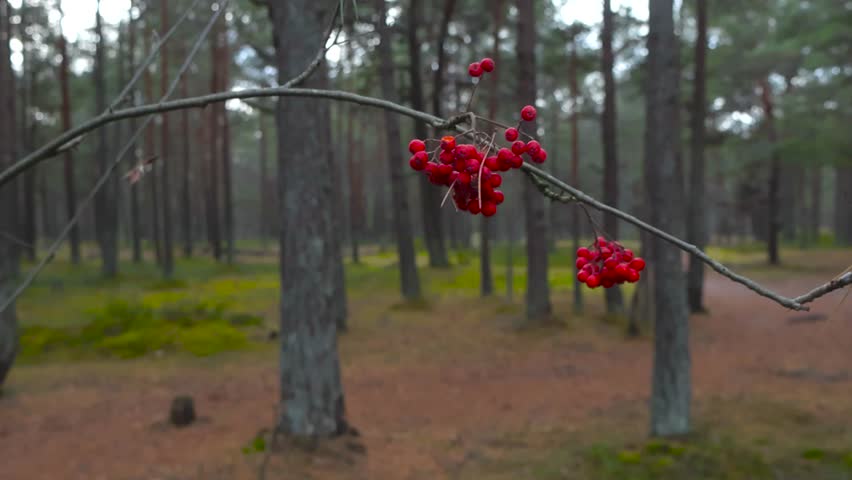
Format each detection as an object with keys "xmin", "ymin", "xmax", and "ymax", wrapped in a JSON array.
[{"xmin": 1, "ymin": 245, "xmax": 851, "ymax": 479}]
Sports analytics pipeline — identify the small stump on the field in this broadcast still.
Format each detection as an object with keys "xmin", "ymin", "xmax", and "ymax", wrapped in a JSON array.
[{"xmin": 169, "ymin": 395, "xmax": 196, "ymax": 427}]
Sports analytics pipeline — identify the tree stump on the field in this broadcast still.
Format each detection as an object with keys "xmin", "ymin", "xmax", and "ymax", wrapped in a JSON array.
[{"xmin": 169, "ymin": 395, "xmax": 196, "ymax": 427}]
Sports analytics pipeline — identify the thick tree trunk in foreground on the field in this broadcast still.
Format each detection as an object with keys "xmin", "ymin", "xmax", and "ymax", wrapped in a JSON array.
[
  {"xmin": 94, "ymin": 1, "xmax": 118, "ymax": 277},
  {"xmin": 143, "ymin": 23, "xmax": 162, "ymax": 265},
  {"xmin": 686, "ymin": 0, "xmax": 707, "ymax": 312},
  {"xmin": 517, "ymin": 0, "xmax": 551, "ymax": 322},
  {"xmin": 646, "ymin": 0, "xmax": 691, "ymax": 437},
  {"xmin": 0, "ymin": 0, "xmax": 19, "ymax": 387},
  {"xmin": 378, "ymin": 0, "xmax": 422, "ymax": 300},
  {"xmin": 267, "ymin": 0, "xmax": 349, "ymax": 436},
  {"xmin": 601, "ymin": 0, "xmax": 624, "ymax": 314},
  {"xmin": 408, "ymin": 0, "xmax": 449, "ymax": 269}
]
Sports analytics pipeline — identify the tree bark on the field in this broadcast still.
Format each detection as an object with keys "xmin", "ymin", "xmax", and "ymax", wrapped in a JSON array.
[
  {"xmin": 0, "ymin": 0, "xmax": 19, "ymax": 387},
  {"xmin": 221, "ymin": 29, "xmax": 235, "ymax": 264},
  {"xmin": 57, "ymin": 3, "xmax": 80, "ymax": 265},
  {"xmin": 127, "ymin": 2, "xmax": 142, "ymax": 263},
  {"xmin": 377, "ymin": 0, "xmax": 422, "ymax": 300},
  {"xmin": 259, "ymin": 114, "xmax": 270, "ymax": 250},
  {"xmin": 267, "ymin": 0, "xmax": 349, "ymax": 436},
  {"xmin": 144, "ymin": 21, "xmax": 162, "ymax": 265},
  {"xmin": 19, "ymin": 11, "xmax": 36, "ymax": 261},
  {"xmin": 94, "ymin": 0, "xmax": 118, "ymax": 277},
  {"xmin": 758, "ymin": 78, "xmax": 781, "ymax": 265},
  {"xmin": 569, "ymin": 37, "xmax": 583, "ymax": 315},
  {"xmin": 809, "ymin": 166, "xmax": 821, "ymax": 244},
  {"xmin": 180, "ymin": 54, "xmax": 193, "ymax": 258},
  {"xmin": 601, "ymin": 0, "xmax": 624, "ymax": 314},
  {"xmin": 159, "ymin": 0, "xmax": 174, "ymax": 277},
  {"xmin": 836, "ymin": 166, "xmax": 852, "ymax": 246},
  {"xmin": 686, "ymin": 0, "xmax": 707, "ymax": 312},
  {"xmin": 408, "ymin": 0, "xmax": 449, "ymax": 269},
  {"xmin": 517, "ymin": 0, "xmax": 552, "ymax": 322},
  {"xmin": 207, "ymin": 22, "xmax": 222, "ymax": 261},
  {"xmin": 646, "ymin": 0, "xmax": 690, "ymax": 437}
]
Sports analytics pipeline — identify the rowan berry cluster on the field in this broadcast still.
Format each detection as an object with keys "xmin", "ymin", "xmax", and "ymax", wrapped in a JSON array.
[
  {"xmin": 406, "ymin": 57, "xmax": 548, "ymax": 216},
  {"xmin": 575, "ymin": 237, "xmax": 646, "ymax": 289}
]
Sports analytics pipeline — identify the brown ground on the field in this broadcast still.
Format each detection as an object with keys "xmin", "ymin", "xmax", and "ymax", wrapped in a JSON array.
[{"xmin": 2, "ymin": 260, "xmax": 851, "ymax": 480}]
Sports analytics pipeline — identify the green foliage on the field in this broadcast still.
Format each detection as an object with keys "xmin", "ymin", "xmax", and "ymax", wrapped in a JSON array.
[{"xmin": 241, "ymin": 432, "xmax": 268, "ymax": 455}]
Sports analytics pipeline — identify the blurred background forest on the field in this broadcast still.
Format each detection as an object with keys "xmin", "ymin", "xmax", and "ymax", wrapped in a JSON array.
[{"xmin": 0, "ymin": 0, "xmax": 850, "ymax": 479}]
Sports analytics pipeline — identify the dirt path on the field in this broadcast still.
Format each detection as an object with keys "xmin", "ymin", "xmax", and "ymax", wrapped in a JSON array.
[{"xmin": 1, "ymin": 270, "xmax": 851, "ymax": 480}]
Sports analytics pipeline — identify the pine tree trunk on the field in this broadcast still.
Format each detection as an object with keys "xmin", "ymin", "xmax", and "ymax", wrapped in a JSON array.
[
  {"xmin": 517, "ymin": 0, "xmax": 551, "ymax": 323},
  {"xmin": 207, "ymin": 24, "xmax": 222, "ymax": 261},
  {"xmin": 408, "ymin": 0, "xmax": 449, "ymax": 269},
  {"xmin": 259, "ymin": 115, "xmax": 270, "ymax": 251},
  {"xmin": 144, "ymin": 22, "xmax": 162, "ymax": 265},
  {"xmin": 57, "ymin": 5, "xmax": 80, "ymax": 264},
  {"xmin": 809, "ymin": 166, "xmax": 821, "ymax": 244},
  {"xmin": 759, "ymin": 78, "xmax": 781, "ymax": 265},
  {"xmin": 159, "ymin": 0, "xmax": 174, "ymax": 277},
  {"xmin": 180, "ymin": 63, "xmax": 193, "ymax": 258},
  {"xmin": 127, "ymin": 2, "xmax": 142, "ymax": 263},
  {"xmin": 0, "ymin": 0, "xmax": 19, "ymax": 387},
  {"xmin": 94, "ymin": 1, "xmax": 118, "ymax": 278},
  {"xmin": 221, "ymin": 31, "xmax": 235, "ymax": 264},
  {"xmin": 601, "ymin": 0, "xmax": 624, "ymax": 314},
  {"xmin": 686, "ymin": 0, "xmax": 707, "ymax": 312},
  {"xmin": 569, "ymin": 38, "xmax": 583, "ymax": 315},
  {"xmin": 267, "ymin": 0, "xmax": 349, "ymax": 436},
  {"xmin": 646, "ymin": 0, "xmax": 690, "ymax": 437},
  {"xmin": 377, "ymin": 0, "xmax": 422, "ymax": 300}
]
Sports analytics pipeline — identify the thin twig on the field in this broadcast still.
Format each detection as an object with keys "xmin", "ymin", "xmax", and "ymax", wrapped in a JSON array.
[
  {"xmin": 0, "ymin": 1, "xmax": 228, "ymax": 314},
  {"xmin": 0, "ymin": 231, "xmax": 35, "ymax": 250}
]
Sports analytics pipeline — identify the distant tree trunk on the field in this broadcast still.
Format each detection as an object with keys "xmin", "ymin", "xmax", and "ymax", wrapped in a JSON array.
[
  {"xmin": 207, "ymin": 23, "xmax": 222, "ymax": 261},
  {"xmin": 836, "ymin": 166, "xmax": 852, "ymax": 246},
  {"xmin": 758, "ymin": 78, "xmax": 781, "ymax": 265},
  {"xmin": 221, "ymin": 31, "xmax": 235, "ymax": 264},
  {"xmin": 267, "ymin": 0, "xmax": 350, "ymax": 436},
  {"xmin": 601, "ymin": 0, "xmax": 624, "ymax": 314},
  {"xmin": 57, "ymin": 3, "xmax": 80, "ymax": 265},
  {"xmin": 94, "ymin": 0, "xmax": 118, "ymax": 277},
  {"xmin": 809, "ymin": 166, "xmax": 821, "ymax": 244},
  {"xmin": 378, "ymin": 0, "xmax": 421, "ymax": 299},
  {"xmin": 179, "ymin": 57, "xmax": 193, "ymax": 258},
  {"xmin": 569, "ymin": 38, "xmax": 584, "ymax": 315},
  {"xmin": 348, "ymin": 114, "xmax": 364, "ymax": 264},
  {"xmin": 259, "ymin": 114, "xmax": 270, "ymax": 250},
  {"xmin": 686, "ymin": 0, "xmax": 707, "ymax": 312},
  {"xmin": 127, "ymin": 2, "xmax": 142, "ymax": 263},
  {"xmin": 159, "ymin": 0, "xmax": 174, "ymax": 277},
  {"xmin": 517, "ymin": 0, "xmax": 552, "ymax": 322},
  {"xmin": 144, "ymin": 21, "xmax": 162, "ymax": 265},
  {"xmin": 19, "ymin": 12, "xmax": 36, "ymax": 261},
  {"xmin": 481, "ymin": 0, "xmax": 505, "ymax": 297},
  {"xmin": 0, "ymin": 0, "xmax": 19, "ymax": 387},
  {"xmin": 408, "ymin": 0, "xmax": 448, "ymax": 269},
  {"xmin": 646, "ymin": 0, "xmax": 691, "ymax": 437}
]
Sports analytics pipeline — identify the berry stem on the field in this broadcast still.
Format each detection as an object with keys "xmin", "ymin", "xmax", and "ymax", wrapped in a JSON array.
[
  {"xmin": 440, "ymin": 178, "xmax": 458, "ymax": 210},
  {"xmin": 478, "ymin": 133, "xmax": 496, "ymax": 209}
]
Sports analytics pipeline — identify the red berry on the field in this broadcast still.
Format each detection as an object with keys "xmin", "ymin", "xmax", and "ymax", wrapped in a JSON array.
[
  {"xmin": 510, "ymin": 155, "xmax": 524, "ymax": 169},
  {"xmin": 480, "ymin": 57, "xmax": 495, "ymax": 72},
  {"xmin": 615, "ymin": 264, "xmax": 629, "ymax": 278},
  {"xmin": 458, "ymin": 172, "xmax": 471, "ymax": 185},
  {"xmin": 604, "ymin": 258, "xmax": 618, "ymax": 270},
  {"xmin": 586, "ymin": 275, "xmax": 600, "ymax": 288},
  {"xmin": 627, "ymin": 269, "xmax": 640, "ymax": 283},
  {"xmin": 489, "ymin": 174, "xmax": 502, "ymax": 188},
  {"xmin": 622, "ymin": 249, "xmax": 635, "ymax": 261},
  {"xmin": 525, "ymin": 140, "xmax": 541, "ymax": 157},
  {"xmin": 485, "ymin": 156, "xmax": 500, "ymax": 170},
  {"xmin": 511, "ymin": 141, "xmax": 526, "ymax": 155},
  {"xmin": 577, "ymin": 270, "xmax": 590, "ymax": 283},
  {"xmin": 504, "ymin": 127, "xmax": 519, "ymax": 142},
  {"xmin": 468, "ymin": 62, "xmax": 483, "ymax": 77},
  {"xmin": 577, "ymin": 247, "xmax": 592, "ymax": 259},
  {"xmin": 493, "ymin": 190, "xmax": 505, "ymax": 204},
  {"xmin": 481, "ymin": 202, "xmax": 497, "ymax": 217},
  {"xmin": 534, "ymin": 148, "xmax": 547, "ymax": 163},
  {"xmin": 439, "ymin": 151, "xmax": 454, "ymax": 164},
  {"xmin": 602, "ymin": 279, "xmax": 615, "ymax": 289},
  {"xmin": 497, "ymin": 148, "xmax": 514, "ymax": 162},
  {"xmin": 521, "ymin": 105, "xmax": 537, "ymax": 121},
  {"xmin": 409, "ymin": 156, "xmax": 426, "ymax": 171},
  {"xmin": 597, "ymin": 236, "xmax": 609, "ymax": 247},
  {"xmin": 408, "ymin": 139, "xmax": 426, "ymax": 154},
  {"xmin": 468, "ymin": 201, "xmax": 481, "ymax": 215},
  {"xmin": 576, "ymin": 257, "xmax": 589, "ymax": 269},
  {"xmin": 438, "ymin": 164, "xmax": 453, "ymax": 176},
  {"xmin": 630, "ymin": 258, "xmax": 646, "ymax": 272},
  {"xmin": 441, "ymin": 136, "xmax": 456, "ymax": 151}
]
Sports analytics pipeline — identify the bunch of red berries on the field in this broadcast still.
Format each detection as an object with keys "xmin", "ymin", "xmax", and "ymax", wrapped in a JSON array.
[
  {"xmin": 408, "ymin": 136, "xmax": 505, "ymax": 216},
  {"xmin": 575, "ymin": 237, "xmax": 646, "ymax": 289},
  {"xmin": 406, "ymin": 57, "xmax": 549, "ymax": 216}
]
